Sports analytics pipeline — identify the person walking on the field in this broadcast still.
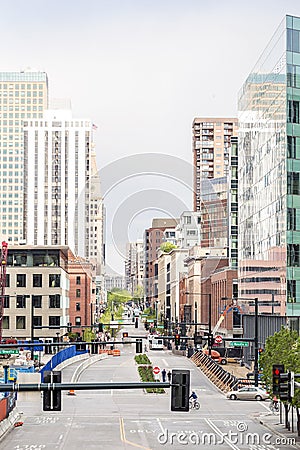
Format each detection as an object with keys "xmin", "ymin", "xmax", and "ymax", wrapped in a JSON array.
[
  {"xmin": 161, "ymin": 368, "xmax": 167, "ymax": 382},
  {"xmin": 167, "ymin": 370, "xmax": 171, "ymax": 382}
]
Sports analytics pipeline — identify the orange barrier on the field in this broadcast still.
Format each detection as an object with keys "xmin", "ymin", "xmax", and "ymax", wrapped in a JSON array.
[
  {"xmin": 112, "ymin": 349, "xmax": 121, "ymax": 357},
  {"xmin": 67, "ymin": 390, "xmax": 76, "ymax": 396}
]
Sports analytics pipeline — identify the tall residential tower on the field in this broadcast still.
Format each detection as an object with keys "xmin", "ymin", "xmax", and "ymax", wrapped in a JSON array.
[{"xmin": 0, "ymin": 70, "xmax": 48, "ymax": 243}]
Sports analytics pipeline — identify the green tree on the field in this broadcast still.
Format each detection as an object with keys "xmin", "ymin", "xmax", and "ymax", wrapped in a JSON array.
[{"xmin": 160, "ymin": 242, "xmax": 177, "ymax": 253}]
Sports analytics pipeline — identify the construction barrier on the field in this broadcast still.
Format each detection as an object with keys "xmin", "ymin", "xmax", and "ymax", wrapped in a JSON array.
[{"xmin": 112, "ymin": 349, "xmax": 120, "ymax": 357}]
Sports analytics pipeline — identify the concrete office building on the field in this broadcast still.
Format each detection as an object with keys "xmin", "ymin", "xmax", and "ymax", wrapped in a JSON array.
[
  {"xmin": 0, "ymin": 70, "xmax": 48, "ymax": 243},
  {"xmin": 238, "ymin": 14, "xmax": 300, "ymax": 326}
]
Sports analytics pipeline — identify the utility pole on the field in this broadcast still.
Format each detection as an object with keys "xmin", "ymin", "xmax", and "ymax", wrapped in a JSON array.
[
  {"xmin": 208, "ymin": 293, "xmax": 212, "ymax": 356},
  {"xmin": 254, "ymin": 297, "xmax": 259, "ymax": 387}
]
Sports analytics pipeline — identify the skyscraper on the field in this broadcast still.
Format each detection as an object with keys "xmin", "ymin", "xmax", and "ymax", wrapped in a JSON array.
[
  {"xmin": 238, "ymin": 15, "xmax": 300, "ymax": 325},
  {"xmin": 23, "ymin": 107, "xmax": 95, "ymax": 260},
  {"xmin": 0, "ymin": 70, "xmax": 48, "ymax": 243},
  {"xmin": 192, "ymin": 117, "xmax": 238, "ymax": 212}
]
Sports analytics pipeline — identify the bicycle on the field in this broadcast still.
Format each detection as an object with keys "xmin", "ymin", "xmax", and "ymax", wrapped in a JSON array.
[
  {"xmin": 269, "ymin": 401, "xmax": 279, "ymax": 414},
  {"xmin": 189, "ymin": 400, "xmax": 200, "ymax": 410}
]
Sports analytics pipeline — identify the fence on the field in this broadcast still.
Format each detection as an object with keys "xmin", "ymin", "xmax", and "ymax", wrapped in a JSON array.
[{"xmin": 40, "ymin": 345, "xmax": 88, "ymax": 381}]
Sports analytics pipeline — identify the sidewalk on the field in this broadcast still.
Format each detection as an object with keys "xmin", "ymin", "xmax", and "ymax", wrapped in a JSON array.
[{"xmin": 255, "ymin": 410, "xmax": 300, "ymax": 447}]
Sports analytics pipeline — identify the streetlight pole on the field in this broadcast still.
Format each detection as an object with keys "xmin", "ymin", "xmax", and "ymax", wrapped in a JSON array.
[
  {"xmin": 31, "ymin": 296, "xmax": 34, "ymax": 361},
  {"xmin": 254, "ymin": 297, "xmax": 259, "ymax": 387},
  {"xmin": 208, "ymin": 293, "xmax": 212, "ymax": 356}
]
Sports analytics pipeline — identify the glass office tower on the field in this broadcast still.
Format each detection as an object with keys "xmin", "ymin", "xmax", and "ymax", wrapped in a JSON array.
[{"xmin": 238, "ymin": 15, "xmax": 300, "ymax": 327}]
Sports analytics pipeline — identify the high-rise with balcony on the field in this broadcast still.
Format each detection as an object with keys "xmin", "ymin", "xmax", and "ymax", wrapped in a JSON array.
[
  {"xmin": 23, "ymin": 107, "xmax": 95, "ymax": 261},
  {"xmin": 0, "ymin": 70, "xmax": 48, "ymax": 243},
  {"xmin": 192, "ymin": 117, "xmax": 238, "ymax": 212},
  {"xmin": 238, "ymin": 15, "xmax": 300, "ymax": 327}
]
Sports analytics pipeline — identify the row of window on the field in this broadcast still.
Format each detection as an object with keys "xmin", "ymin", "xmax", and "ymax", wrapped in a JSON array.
[
  {"xmin": 7, "ymin": 273, "xmax": 61, "ymax": 288},
  {"xmin": 3, "ymin": 295, "xmax": 62, "ymax": 309},
  {"xmin": 2, "ymin": 315, "xmax": 82, "ymax": 329}
]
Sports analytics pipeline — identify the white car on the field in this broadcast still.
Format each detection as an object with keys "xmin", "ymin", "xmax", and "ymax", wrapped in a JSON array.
[{"xmin": 226, "ymin": 386, "xmax": 268, "ymax": 401}]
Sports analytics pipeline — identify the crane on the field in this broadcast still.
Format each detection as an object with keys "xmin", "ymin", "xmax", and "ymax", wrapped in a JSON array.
[{"xmin": 0, "ymin": 241, "xmax": 8, "ymax": 343}]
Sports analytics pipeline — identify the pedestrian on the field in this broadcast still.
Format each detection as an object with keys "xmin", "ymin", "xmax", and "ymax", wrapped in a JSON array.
[
  {"xmin": 167, "ymin": 370, "xmax": 171, "ymax": 382},
  {"xmin": 161, "ymin": 368, "xmax": 167, "ymax": 382}
]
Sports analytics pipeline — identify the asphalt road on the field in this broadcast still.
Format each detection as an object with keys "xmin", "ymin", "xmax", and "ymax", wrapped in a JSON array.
[{"xmin": 0, "ymin": 321, "xmax": 298, "ymax": 449}]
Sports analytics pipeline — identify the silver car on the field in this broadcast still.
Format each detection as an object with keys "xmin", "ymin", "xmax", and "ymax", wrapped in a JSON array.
[{"xmin": 226, "ymin": 386, "xmax": 268, "ymax": 401}]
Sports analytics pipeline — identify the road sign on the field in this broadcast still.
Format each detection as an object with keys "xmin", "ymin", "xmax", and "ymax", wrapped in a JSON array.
[
  {"xmin": 229, "ymin": 341, "xmax": 249, "ymax": 347},
  {"xmin": 153, "ymin": 366, "xmax": 160, "ymax": 375},
  {"xmin": 0, "ymin": 349, "xmax": 19, "ymax": 355},
  {"xmin": 214, "ymin": 335, "xmax": 223, "ymax": 344}
]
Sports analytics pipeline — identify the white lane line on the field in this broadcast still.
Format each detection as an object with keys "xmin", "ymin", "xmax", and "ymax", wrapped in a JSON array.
[
  {"xmin": 205, "ymin": 418, "xmax": 241, "ymax": 450},
  {"xmin": 162, "ymin": 358, "xmax": 169, "ymax": 367},
  {"xmin": 156, "ymin": 417, "xmax": 165, "ymax": 434}
]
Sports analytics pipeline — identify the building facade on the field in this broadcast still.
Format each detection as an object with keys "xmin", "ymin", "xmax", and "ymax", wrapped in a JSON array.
[
  {"xmin": 4, "ymin": 246, "xmax": 70, "ymax": 341},
  {"xmin": 144, "ymin": 218, "xmax": 178, "ymax": 307},
  {"xmin": 125, "ymin": 240, "xmax": 144, "ymax": 296},
  {"xmin": 0, "ymin": 70, "xmax": 48, "ymax": 244},
  {"xmin": 238, "ymin": 14, "xmax": 300, "ymax": 326},
  {"xmin": 23, "ymin": 108, "xmax": 95, "ymax": 261},
  {"xmin": 192, "ymin": 117, "xmax": 238, "ymax": 212}
]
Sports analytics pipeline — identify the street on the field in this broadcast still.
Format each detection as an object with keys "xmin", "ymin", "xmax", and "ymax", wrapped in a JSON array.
[{"xmin": 0, "ymin": 322, "xmax": 298, "ymax": 449}]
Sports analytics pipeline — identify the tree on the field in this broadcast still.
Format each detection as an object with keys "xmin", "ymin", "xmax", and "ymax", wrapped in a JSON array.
[
  {"xmin": 160, "ymin": 242, "xmax": 177, "ymax": 253},
  {"xmin": 259, "ymin": 326, "xmax": 300, "ymax": 434}
]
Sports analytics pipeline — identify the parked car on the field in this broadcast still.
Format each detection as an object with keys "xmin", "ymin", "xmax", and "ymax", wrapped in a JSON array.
[{"xmin": 226, "ymin": 386, "xmax": 268, "ymax": 401}]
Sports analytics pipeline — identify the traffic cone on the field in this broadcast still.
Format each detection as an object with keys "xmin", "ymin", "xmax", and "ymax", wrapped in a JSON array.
[{"xmin": 67, "ymin": 389, "xmax": 76, "ymax": 396}]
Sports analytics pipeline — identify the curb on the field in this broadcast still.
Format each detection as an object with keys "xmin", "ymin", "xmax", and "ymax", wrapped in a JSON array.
[
  {"xmin": 253, "ymin": 413, "xmax": 300, "ymax": 448},
  {"xmin": 0, "ymin": 408, "xmax": 21, "ymax": 443}
]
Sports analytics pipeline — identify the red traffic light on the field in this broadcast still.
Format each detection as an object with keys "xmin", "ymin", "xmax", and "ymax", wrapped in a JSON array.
[{"xmin": 273, "ymin": 368, "xmax": 280, "ymax": 375}]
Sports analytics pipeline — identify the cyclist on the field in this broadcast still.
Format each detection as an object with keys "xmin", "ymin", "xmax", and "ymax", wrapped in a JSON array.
[
  {"xmin": 272, "ymin": 396, "xmax": 279, "ymax": 412},
  {"xmin": 189, "ymin": 391, "xmax": 198, "ymax": 407}
]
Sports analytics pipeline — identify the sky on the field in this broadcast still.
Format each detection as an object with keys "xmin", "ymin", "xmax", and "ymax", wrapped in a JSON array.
[{"xmin": 0, "ymin": 0, "xmax": 299, "ymax": 274}]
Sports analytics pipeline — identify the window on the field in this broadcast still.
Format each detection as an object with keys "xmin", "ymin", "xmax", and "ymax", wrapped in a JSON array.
[
  {"xmin": 49, "ymin": 294, "xmax": 60, "ymax": 308},
  {"xmin": 32, "ymin": 295, "xmax": 42, "ymax": 308},
  {"xmin": 6, "ymin": 274, "xmax": 10, "ymax": 287},
  {"xmin": 49, "ymin": 316, "xmax": 60, "ymax": 327},
  {"xmin": 16, "ymin": 316, "xmax": 26, "ymax": 329},
  {"xmin": 76, "ymin": 289, "xmax": 81, "ymax": 298},
  {"xmin": 287, "ymin": 172, "xmax": 300, "ymax": 195},
  {"xmin": 75, "ymin": 316, "xmax": 81, "ymax": 326},
  {"xmin": 288, "ymin": 100, "xmax": 300, "ymax": 124},
  {"xmin": 3, "ymin": 295, "xmax": 9, "ymax": 308},
  {"xmin": 49, "ymin": 274, "xmax": 60, "ymax": 287},
  {"xmin": 16, "ymin": 295, "xmax": 26, "ymax": 308},
  {"xmin": 2, "ymin": 316, "xmax": 9, "ymax": 329},
  {"xmin": 17, "ymin": 274, "xmax": 26, "ymax": 287},
  {"xmin": 76, "ymin": 302, "xmax": 81, "ymax": 311},
  {"xmin": 33, "ymin": 316, "xmax": 42, "ymax": 327},
  {"xmin": 33, "ymin": 274, "xmax": 42, "ymax": 287},
  {"xmin": 76, "ymin": 276, "xmax": 81, "ymax": 285},
  {"xmin": 287, "ymin": 28, "xmax": 300, "ymax": 53}
]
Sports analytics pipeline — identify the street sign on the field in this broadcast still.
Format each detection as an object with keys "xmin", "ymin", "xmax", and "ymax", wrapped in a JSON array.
[
  {"xmin": 214, "ymin": 335, "xmax": 223, "ymax": 344},
  {"xmin": 153, "ymin": 366, "xmax": 160, "ymax": 375},
  {"xmin": 110, "ymin": 320, "xmax": 119, "ymax": 329},
  {"xmin": 0, "ymin": 349, "xmax": 19, "ymax": 355},
  {"xmin": 229, "ymin": 341, "xmax": 249, "ymax": 347}
]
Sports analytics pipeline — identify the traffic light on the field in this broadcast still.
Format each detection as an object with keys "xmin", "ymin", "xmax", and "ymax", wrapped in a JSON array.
[
  {"xmin": 122, "ymin": 332, "xmax": 129, "ymax": 338},
  {"xmin": 171, "ymin": 369, "xmax": 190, "ymax": 412},
  {"xmin": 144, "ymin": 321, "xmax": 149, "ymax": 330},
  {"xmin": 207, "ymin": 333, "xmax": 214, "ymax": 348},
  {"xmin": 43, "ymin": 371, "xmax": 61, "ymax": 411},
  {"xmin": 279, "ymin": 372, "xmax": 290, "ymax": 401},
  {"xmin": 272, "ymin": 364, "xmax": 284, "ymax": 397},
  {"xmin": 153, "ymin": 319, "xmax": 157, "ymax": 328},
  {"xmin": 67, "ymin": 322, "xmax": 72, "ymax": 333},
  {"xmin": 98, "ymin": 323, "xmax": 103, "ymax": 333},
  {"xmin": 136, "ymin": 339, "xmax": 142, "ymax": 354},
  {"xmin": 258, "ymin": 348, "xmax": 264, "ymax": 353},
  {"xmin": 135, "ymin": 318, "xmax": 138, "ymax": 328},
  {"xmin": 164, "ymin": 320, "xmax": 168, "ymax": 330},
  {"xmin": 174, "ymin": 334, "xmax": 180, "ymax": 346}
]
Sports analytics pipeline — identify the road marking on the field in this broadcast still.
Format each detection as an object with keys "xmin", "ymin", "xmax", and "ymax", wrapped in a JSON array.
[
  {"xmin": 119, "ymin": 417, "xmax": 151, "ymax": 450},
  {"xmin": 162, "ymin": 358, "xmax": 169, "ymax": 367},
  {"xmin": 205, "ymin": 418, "xmax": 241, "ymax": 450},
  {"xmin": 156, "ymin": 417, "xmax": 165, "ymax": 434}
]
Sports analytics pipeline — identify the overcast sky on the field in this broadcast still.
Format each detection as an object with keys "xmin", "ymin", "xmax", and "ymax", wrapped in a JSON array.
[{"xmin": 1, "ymin": 1, "xmax": 299, "ymax": 274}]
